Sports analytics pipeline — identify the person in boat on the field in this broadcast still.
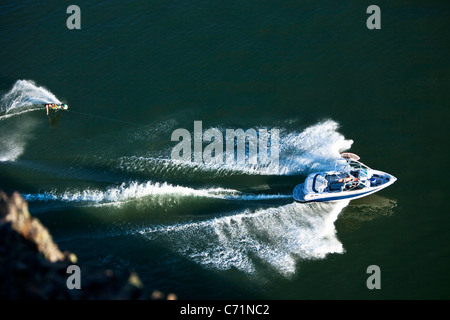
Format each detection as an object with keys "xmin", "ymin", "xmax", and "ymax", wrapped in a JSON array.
[{"xmin": 337, "ymin": 175, "xmax": 359, "ymax": 190}]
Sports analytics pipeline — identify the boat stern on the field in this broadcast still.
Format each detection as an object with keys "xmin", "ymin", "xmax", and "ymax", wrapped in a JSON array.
[{"xmin": 293, "ymin": 183, "xmax": 306, "ymax": 202}]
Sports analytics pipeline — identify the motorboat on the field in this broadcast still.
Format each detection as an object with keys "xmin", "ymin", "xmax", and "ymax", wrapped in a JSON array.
[{"xmin": 293, "ymin": 153, "xmax": 397, "ymax": 203}]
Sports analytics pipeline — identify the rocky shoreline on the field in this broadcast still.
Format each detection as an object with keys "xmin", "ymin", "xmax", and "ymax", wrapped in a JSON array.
[{"xmin": 0, "ymin": 190, "xmax": 143, "ymax": 299}]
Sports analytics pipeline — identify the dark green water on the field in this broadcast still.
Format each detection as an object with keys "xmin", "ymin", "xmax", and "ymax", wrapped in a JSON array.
[{"xmin": 1, "ymin": 1, "xmax": 449, "ymax": 299}]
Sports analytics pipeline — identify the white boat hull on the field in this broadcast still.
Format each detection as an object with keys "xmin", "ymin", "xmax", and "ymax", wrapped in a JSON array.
[{"xmin": 293, "ymin": 170, "xmax": 397, "ymax": 203}]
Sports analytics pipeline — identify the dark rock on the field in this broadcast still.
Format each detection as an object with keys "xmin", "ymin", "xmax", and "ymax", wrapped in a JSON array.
[{"xmin": 0, "ymin": 190, "xmax": 142, "ymax": 299}]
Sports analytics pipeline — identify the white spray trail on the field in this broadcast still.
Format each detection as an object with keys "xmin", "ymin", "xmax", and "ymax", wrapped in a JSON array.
[
  {"xmin": 0, "ymin": 80, "xmax": 62, "ymax": 161},
  {"xmin": 0, "ymin": 118, "xmax": 39, "ymax": 162},
  {"xmin": 23, "ymin": 180, "xmax": 291, "ymax": 206},
  {"xmin": 278, "ymin": 120, "xmax": 354, "ymax": 174},
  {"xmin": 109, "ymin": 120, "xmax": 354, "ymax": 177},
  {"xmin": 0, "ymin": 79, "xmax": 61, "ymax": 115},
  {"xmin": 137, "ymin": 200, "xmax": 349, "ymax": 277}
]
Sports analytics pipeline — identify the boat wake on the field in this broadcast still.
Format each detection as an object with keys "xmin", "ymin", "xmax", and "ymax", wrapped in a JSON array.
[
  {"xmin": 279, "ymin": 120, "xmax": 354, "ymax": 174},
  {"xmin": 92, "ymin": 119, "xmax": 354, "ymax": 179},
  {"xmin": 23, "ymin": 180, "xmax": 291, "ymax": 207},
  {"xmin": 136, "ymin": 200, "xmax": 349, "ymax": 278}
]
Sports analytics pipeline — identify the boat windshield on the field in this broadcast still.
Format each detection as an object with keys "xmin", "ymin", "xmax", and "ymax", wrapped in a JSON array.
[
  {"xmin": 335, "ymin": 158, "xmax": 370, "ymax": 179},
  {"xmin": 349, "ymin": 160, "xmax": 370, "ymax": 180}
]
